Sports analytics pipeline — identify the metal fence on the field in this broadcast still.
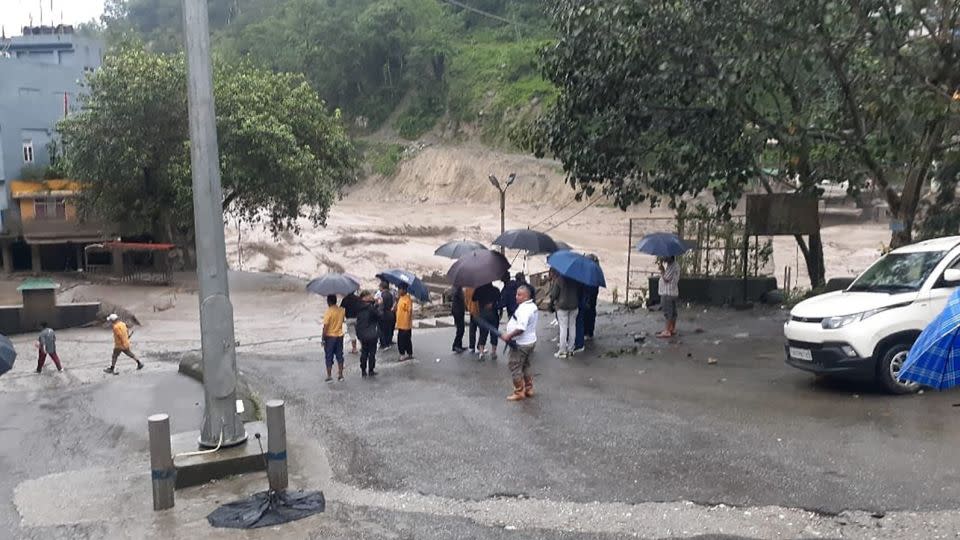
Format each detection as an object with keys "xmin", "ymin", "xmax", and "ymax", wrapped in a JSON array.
[{"xmin": 625, "ymin": 214, "xmax": 774, "ymax": 304}]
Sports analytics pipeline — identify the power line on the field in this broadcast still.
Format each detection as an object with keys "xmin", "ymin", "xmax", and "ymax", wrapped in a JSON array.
[
  {"xmin": 528, "ymin": 198, "xmax": 578, "ymax": 229},
  {"xmin": 542, "ymin": 197, "xmax": 601, "ymax": 233},
  {"xmin": 440, "ymin": 0, "xmax": 516, "ymax": 25},
  {"xmin": 440, "ymin": 0, "xmax": 522, "ymax": 40}
]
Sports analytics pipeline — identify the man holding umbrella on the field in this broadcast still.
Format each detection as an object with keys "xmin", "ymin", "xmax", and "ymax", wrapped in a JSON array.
[
  {"xmin": 635, "ymin": 233, "xmax": 690, "ymax": 338},
  {"xmin": 657, "ymin": 256, "xmax": 680, "ymax": 338}
]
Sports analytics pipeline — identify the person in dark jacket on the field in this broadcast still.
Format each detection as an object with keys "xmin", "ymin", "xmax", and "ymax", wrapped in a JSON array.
[
  {"xmin": 355, "ymin": 290, "xmax": 381, "ymax": 377},
  {"xmin": 376, "ymin": 281, "xmax": 395, "ymax": 350},
  {"xmin": 574, "ymin": 284, "xmax": 600, "ymax": 352},
  {"xmin": 500, "ymin": 272, "xmax": 519, "ymax": 319},
  {"xmin": 474, "ymin": 282, "xmax": 501, "ymax": 360},
  {"xmin": 549, "ymin": 271, "xmax": 581, "ymax": 358},
  {"xmin": 450, "ymin": 286, "xmax": 466, "ymax": 353},
  {"xmin": 516, "ymin": 272, "xmax": 536, "ymax": 301}
]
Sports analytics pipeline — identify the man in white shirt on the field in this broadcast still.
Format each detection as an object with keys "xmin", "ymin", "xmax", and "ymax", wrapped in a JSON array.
[{"xmin": 501, "ymin": 285, "xmax": 539, "ymax": 401}]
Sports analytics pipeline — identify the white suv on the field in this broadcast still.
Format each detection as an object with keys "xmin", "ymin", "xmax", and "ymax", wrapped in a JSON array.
[{"xmin": 784, "ymin": 236, "xmax": 960, "ymax": 393}]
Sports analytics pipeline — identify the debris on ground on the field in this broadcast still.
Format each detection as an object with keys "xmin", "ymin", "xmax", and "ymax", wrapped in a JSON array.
[
  {"xmin": 707, "ymin": 357, "xmax": 718, "ymax": 365},
  {"xmin": 90, "ymin": 301, "xmax": 141, "ymax": 327}
]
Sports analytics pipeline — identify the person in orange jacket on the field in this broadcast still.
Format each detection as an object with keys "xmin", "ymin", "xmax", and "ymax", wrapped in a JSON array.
[
  {"xmin": 394, "ymin": 284, "xmax": 414, "ymax": 361},
  {"xmin": 103, "ymin": 313, "xmax": 143, "ymax": 374}
]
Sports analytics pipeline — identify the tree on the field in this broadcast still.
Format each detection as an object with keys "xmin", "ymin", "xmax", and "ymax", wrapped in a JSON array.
[
  {"xmin": 58, "ymin": 45, "xmax": 358, "ymax": 248},
  {"xmin": 527, "ymin": 0, "xmax": 959, "ymax": 286}
]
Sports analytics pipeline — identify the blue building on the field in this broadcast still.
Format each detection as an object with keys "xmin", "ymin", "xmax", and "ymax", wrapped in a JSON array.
[{"xmin": 0, "ymin": 26, "xmax": 107, "ymax": 272}]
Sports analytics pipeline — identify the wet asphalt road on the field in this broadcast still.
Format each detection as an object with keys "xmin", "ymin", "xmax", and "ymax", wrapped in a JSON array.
[
  {"xmin": 2, "ymin": 304, "xmax": 960, "ymax": 538},
  {"xmin": 243, "ymin": 306, "xmax": 960, "ymax": 515}
]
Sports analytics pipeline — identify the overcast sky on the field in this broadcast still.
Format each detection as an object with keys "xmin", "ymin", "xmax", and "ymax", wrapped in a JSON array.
[{"xmin": 0, "ymin": 0, "xmax": 105, "ymax": 35}]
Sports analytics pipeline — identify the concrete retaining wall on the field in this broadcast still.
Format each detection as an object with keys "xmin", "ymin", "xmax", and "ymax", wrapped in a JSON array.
[
  {"xmin": 649, "ymin": 276, "xmax": 778, "ymax": 306},
  {"xmin": 0, "ymin": 302, "xmax": 100, "ymax": 335}
]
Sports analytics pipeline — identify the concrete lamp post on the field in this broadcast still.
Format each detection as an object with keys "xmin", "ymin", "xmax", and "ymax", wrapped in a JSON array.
[{"xmin": 489, "ymin": 173, "xmax": 516, "ymax": 254}]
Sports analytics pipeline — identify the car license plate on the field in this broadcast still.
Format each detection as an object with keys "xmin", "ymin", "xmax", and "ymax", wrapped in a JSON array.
[{"xmin": 789, "ymin": 347, "xmax": 813, "ymax": 361}]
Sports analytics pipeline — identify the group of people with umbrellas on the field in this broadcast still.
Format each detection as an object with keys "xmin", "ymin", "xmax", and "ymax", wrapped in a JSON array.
[{"xmin": 306, "ymin": 269, "xmax": 427, "ymax": 381}]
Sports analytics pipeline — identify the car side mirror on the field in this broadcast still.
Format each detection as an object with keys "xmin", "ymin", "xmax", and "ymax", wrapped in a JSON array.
[{"xmin": 944, "ymin": 269, "xmax": 960, "ymax": 284}]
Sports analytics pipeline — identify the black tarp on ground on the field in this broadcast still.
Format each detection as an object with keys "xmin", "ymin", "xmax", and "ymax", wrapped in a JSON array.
[{"xmin": 207, "ymin": 490, "xmax": 326, "ymax": 529}]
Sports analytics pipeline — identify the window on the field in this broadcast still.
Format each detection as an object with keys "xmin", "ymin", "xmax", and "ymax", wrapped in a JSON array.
[
  {"xmin": 22, "ymin": 140, "xmax": 34, "ymax": 164},
  {"xmin": 34, "ymin": 198, "xmax": 66, "ymax": 220}
]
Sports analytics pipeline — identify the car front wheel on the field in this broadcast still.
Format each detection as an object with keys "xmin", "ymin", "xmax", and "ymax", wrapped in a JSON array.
[{"xmin": 877, "ymin": 343, "xmax": 920, "ymax": 395}]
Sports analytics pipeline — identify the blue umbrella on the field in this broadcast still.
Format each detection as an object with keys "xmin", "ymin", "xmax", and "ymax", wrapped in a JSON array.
[
  {"xmin": 376, "ymin": 269, "xmax": 430, "ymax": 302},
  {"xmin": 0, "ymin": 334, "xmax": 16, "ymax": 376},
  {"xmin": 899, "ymin": 288, "xmax": 960, "ymax": 389},
  {"xmin": 635, "ymin": 232, "xmax": 693, "ymax": 257},
  {"xmin": 546, "ymin": 250, "xmax": 606, "ymax": 288}
]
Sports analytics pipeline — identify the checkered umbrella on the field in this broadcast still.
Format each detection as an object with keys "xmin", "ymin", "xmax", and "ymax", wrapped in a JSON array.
[
  {"xmin": 0, "ymin": 334, "xmax": 15, "ymax": 376},
  {"xmin": 899, "ymin": 288, "xmax": 960, "ymax": 390}
]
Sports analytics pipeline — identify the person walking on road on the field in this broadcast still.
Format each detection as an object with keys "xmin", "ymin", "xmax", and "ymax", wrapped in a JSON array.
[
  {"xmin": 549, "ymin": 272, "xmax": 581, "ymax": 358},
  {"xmin": 450, "ymin": 285, "xmax": 466, "ymax": 353},
  {"xmin": 395, "ymin": 284, "xmax": 415, "ymax": 361},
  {"xmin": 377, "ymin": 281, "xmax": 396, "ymax": 350},
  {"xmin": 103, "ymin": 314, "xmax": 143, "ymax": 374},
  {"xmin": 657, "ymin": 256, "xmax": 680, "ymax": 337},
  {"xmin": 36, "ymin": 321, "xmax": 62, "ymax": 373},
  {"xmin": 501, "ymin": 285, "xmax": 539, "ymax": 401},
  {"xmin": 354, "ymin": 290, "xmax": 381, "ymax": 377},
  {"xmin": 322, "ymin": 294, "xmax": 346, "ymax": 382}
]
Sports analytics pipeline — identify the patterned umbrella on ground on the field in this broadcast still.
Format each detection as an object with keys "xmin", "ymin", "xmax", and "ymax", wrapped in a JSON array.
[
  {"xmin": 899, "ymin": 288, "xmax": 960, "ymax": 390},
  {"xmin": 434, "ymin": 240, "xmax": 487, "ymax": 259},
  {"xmin": 0, "ymin": 334, "xmax": 16, "ymax": 376}
]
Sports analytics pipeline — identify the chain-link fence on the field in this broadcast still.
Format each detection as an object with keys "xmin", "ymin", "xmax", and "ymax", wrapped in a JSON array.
[{"xmin": 625, "ymin": 212, "xmax": 774, "ymax": 304}]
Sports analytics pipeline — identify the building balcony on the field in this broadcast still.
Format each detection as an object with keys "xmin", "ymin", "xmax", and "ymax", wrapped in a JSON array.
[{"xmin": 20, "ymin": 217, "xmax": 111, "ymax": 244}]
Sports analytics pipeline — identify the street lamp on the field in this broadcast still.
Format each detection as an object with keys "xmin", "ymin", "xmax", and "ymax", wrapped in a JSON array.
[{"xmin": 489, "ymin": 173, "xmax": 516, "ymax": 254}]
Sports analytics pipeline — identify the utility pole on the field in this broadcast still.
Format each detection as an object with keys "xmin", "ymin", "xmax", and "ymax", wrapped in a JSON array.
[
  {"xmin": 488, "ymin": 173, "xmax": 516, "ymax": 254},
  {"xmin": 182, "ymin": 0, "xmax": 246, "ymax": 448}
]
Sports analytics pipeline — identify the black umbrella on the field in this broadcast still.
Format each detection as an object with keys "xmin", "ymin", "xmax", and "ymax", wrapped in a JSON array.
[
  {"xmin": 434, "ymin": 240, "xmax": 487, "ymax": 259},
  {"xmin": 492, "ymin": 229, "xmax": 558, "ymax": 254},
  {"xmin": 306, "ymin": 274, "xmax": 360, "ymax": 296},
  {"xmin": 0, "ymin": 334, "xmax": 15, "ymax": 376},
  {"xmin": 446, "ymin": 249, "xmax": 511, "ymax": 288}
]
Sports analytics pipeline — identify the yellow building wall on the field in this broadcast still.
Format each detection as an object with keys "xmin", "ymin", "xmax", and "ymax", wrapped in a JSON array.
[
  {"xmin": 19, "ymin": 199, "xmax": 35, "ymax": 220},
  {"xmin": 12, "ymin": 179, "xmax": 82, "ymax": 223},
  {"xmin": 18, "ymin": 198, "xmax": 79, "ymax": 222}
]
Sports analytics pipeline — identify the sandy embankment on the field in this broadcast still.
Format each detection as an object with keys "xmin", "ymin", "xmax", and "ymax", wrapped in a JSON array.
[{"xmin": 224, "ymin": 144, "xmax": 889, "ymax": 300}]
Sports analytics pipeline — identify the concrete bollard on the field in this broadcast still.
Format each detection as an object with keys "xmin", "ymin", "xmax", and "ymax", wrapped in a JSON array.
[
  {"xmin": 265, "ymin": 400, "xmax": 288, "ymax": 492},
  {"xmin": 148, "ymin": 414, "xmax": 175, "ymax": 510}
]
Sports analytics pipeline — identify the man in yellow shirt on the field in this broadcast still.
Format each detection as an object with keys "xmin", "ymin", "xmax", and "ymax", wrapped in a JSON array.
[
  {"xmin": 394, "ymin": 284, "xmax": 414, "ymax": 361},
  {"xmin": 322, "ymin": 294, "xmax": 346, "ymax": 382},
  {"xmin": 103, "ymin": 313, "xmax": 143, "ymax": 374}
]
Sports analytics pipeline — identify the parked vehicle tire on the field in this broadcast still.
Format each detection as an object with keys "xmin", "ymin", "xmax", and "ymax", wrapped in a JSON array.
[{"xmin": 877, "ymin": 343, "xmax": 919, "ymax": 394}]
